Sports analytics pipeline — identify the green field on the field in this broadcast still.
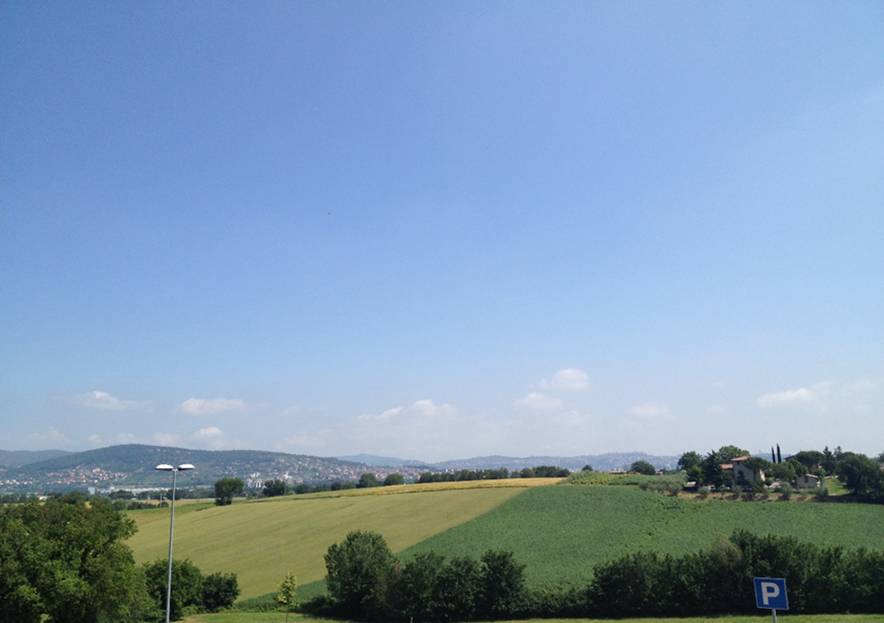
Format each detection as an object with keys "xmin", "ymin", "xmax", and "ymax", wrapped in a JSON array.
[
  {"xmin": 402, "ymin": 485, "xmax": 884, "ymax": 589},
  {"xmin": 183, "ymin": 613, "xmax": 884, "ymax": 623},
  {"xmin": 129, "ymin": 480, "xmax": 884, "ymax": 605},
  {"xmin": 127, "ymin": 484, "xmax": 524, "ymax": 597}
]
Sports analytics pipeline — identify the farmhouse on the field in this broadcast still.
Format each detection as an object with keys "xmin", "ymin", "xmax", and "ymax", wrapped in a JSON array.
[
  {"xmin": 796, "ymin": 473, "xmax": 821, "ymax": 489},
  {"xmin": 720, "ymin": 455, "xmax": 765, "ymax": 486}
]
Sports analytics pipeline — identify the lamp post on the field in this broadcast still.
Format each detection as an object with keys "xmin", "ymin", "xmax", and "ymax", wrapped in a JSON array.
[{"xmin": 155, "ymin": 463, "xmax": 194, "ymax": 623}]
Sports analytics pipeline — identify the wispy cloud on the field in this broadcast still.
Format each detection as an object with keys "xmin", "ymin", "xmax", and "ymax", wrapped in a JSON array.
[
  {"xmin": 193, "ymin": 426, "xmax": 223, "ymax": 439},
  {"xmin": 69, "ymin": 390, "xmax": 142, "ymax": 411},
  {"xmin": 513, "ymin": 392, "xmax": 563, "ymax": 412},
  {"xmin": 29, "ymin": 427, "xmax": 69, "ymax": 446},
  {"xmin": 756, "ymin": 383, "xmax": 831, "ymax": 408},
  {"xmin": 538, "ymin": 368, "xmax": 590, "ymax": 392},
  {"xmin": 178, "ymin": 398, "xmax": 247, "ymax": 415},
  {"xmin": 358, "ymin": 399, "xmax": 456, "ymax": 422}
]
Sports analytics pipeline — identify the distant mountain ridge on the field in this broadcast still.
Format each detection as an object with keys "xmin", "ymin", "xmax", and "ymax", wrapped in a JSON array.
[
  {"xmin": 1, "ymin": 444, "xmax": 680, "ymax": 493},
  {"xmin": 0, "ymin": 444, "xmax": 400, "ymax": 493},
  {"xmin": 337, "ymin": 454, "xmax": 431, "ymax": 468},
  {"xmin": 432, "ymin": 452, "xmax": 679, "ymax": 472},
  {"xmin": 0, "ymin": 449, "xmax": 72, "ymax": 467}
]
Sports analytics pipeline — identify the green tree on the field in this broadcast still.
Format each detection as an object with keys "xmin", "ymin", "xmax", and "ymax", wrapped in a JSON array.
[
  {"xmin": 275, "ymin": 571, "xmax": 299, "ymax": 623},
  {"xmin": 478, "ymin": 549, "xmax": 526, "ymax": 617},
  {"xmin": 0, "ymin": 494, "xmax": 151, "ymax": 623},
  {"xmin": 262, "ymin": 479, "xmax": 288, "ymax": 497},
  {"xmin": 836, "ymin": 453, "xmax": 881, "ymax": 497},
  {"xmin": 143, "ymin": 558, "xmax": 204, "ymax": 620},
  {"xmin": 678, "ymin": 451, "xmax": 702, "ymax": 471},
  {"xmin": 382, "ymin": 473, "xmax": 405, "ymax": 486},
  {"xmin": 718, "ymin": 445, "xmax": 750, "ymax": 461},
  {"xmin": 324, "ymin": 530, "xmax": 396, "ymax": 618},
  {"xmin": 630, "ymin": 460, "xmax": 656, "ymax": 476},
  {"xmin": 581, "ymin": 464, "xmax": 594, "ymax": 472},
  {"xmin": 432, "ymin": 556, "xmax": 482, "ymax": 621},
  {"xmin": 214, "ymin": 477, "xmax": 245, "ymax": 506},
  {"xmin": 202, "ymin": 572, "xmax": 239, "ymax": 612},
  {"xmin": 701, "ymin": 450, "xmax": 725, "ymax": 487},
  {"xmin": 389, "ymin": 552, "xmax": 444, "ymax": 621},
  {"xmin": 357, "ymin": 473, "xmax": 379, "ymax": 488}
]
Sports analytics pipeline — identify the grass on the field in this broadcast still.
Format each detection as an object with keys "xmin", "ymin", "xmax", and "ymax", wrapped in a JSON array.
[
  {"xmin": 127, "ymin": 483, "xmax": 530, "ymax": 598},
  {"xmin": 401, "ymin": 485, "xmax": 884, "ymax": 590},
  {"xmin": 566, "ymin": 471, "xmax": 685, "ymax": 487},
  {"xmin": 182, "ymin": 613, "xmax": 884, "ymax": 623}
]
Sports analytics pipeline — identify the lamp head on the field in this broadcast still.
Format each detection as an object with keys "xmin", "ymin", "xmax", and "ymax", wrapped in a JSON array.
[
  {"xmin": 155, "ymin": 464, "xmax": 174, "ymax": 472},
  {"xmin": 178, "ymin": 464, "xmax": 195, "ymax": 471}
]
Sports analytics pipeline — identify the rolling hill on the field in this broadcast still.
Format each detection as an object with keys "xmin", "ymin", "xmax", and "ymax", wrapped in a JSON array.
[
  {"xmin": 125, "ymin": 479, "xmax": 884, "ymax": 601},
  {"xmin": 0, "ymin": 448, "xmax": 71, "ymax": 467},
  {"xmin": 0, "ymin": 444, "xmax": 393, "ymax": 491},
  {"xmin": 126, "ymin": 480, "xmax": 550, "ymax": 597}
]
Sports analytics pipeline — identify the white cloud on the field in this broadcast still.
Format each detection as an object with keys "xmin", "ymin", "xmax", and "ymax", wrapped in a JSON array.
[
  {"xmin": 756, "ymin": 383, "xmax": 831, "ymax": 408},
  {"xmin": 193, "ymin": 426, "xmax": 223, "ymax": 439},
  {"xmin": 359, "ymin": 399, "xmax": 456, "ymax": 422},
  {"xmin": 538, "ymin": 368, "xmax": 590, "ymax": 392},
  {"xmin": 70, "ymin": 390, "xmax": 141, "ymax": 411},
  {"xmin": 178, "ymin": 398, "xmax": 247, "ymax": 415},
  {"xmin": 513, "ymin": 392, "xmax": 563, "ymax": 412}
]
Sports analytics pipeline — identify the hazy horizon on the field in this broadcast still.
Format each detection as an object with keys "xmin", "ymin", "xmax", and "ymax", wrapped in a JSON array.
[{"xmin": 2, "ymin": 3, "xmax": 882, "ymax": 461}]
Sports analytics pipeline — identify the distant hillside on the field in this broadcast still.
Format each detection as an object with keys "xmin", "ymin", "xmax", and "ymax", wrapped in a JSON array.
[
  {"xmin": 337, "ymin": 454, "xmax": 431, "ymax": 468},
  {"xmin": 0, "ymin": 449, "xmax": 71, "ymax": 467},
  {"xmin": 0, "ymin": 444, "xmax": 412, "ymax": 493},
  {"xmin": 433, "ymin": 452, "xmax": 679, "ymax": 472}
]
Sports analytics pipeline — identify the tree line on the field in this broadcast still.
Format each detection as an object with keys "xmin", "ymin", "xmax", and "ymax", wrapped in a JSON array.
[{"xmin": 305, "ymin": 529, "xmax": 884, "ymax": 621}]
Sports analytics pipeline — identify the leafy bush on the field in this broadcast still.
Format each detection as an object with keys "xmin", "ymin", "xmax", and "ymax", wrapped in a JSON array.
[
  {"xmin": 324, "ymin": 530, "xmax": 396, "ymax": 619},
  {"xmin": 201, "ymin": 572, "xmax": 239, "ymax": 612},
  {"xmin": 214, "ymin": 477, "xmax": 245, "ymax": 506},
  {"xmin": 780, "ymin": 484, "xmax": 793, "ymax": 500},
  {"xmin": 143, "ymin": 558, "xmax": 204, "ymax": 620}
]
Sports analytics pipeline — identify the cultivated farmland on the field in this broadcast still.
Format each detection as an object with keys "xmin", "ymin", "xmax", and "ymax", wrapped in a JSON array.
[
  {"xmin": 402, "ymin": 484, "xmax": 884, "ymax": 589},
  {"xmin": 127, "ymin": 481, "xmax": 541, "ymax": 597},
  {"xmin": 130, "ymin": 480, "xmax": 884, "ymax": 603}
]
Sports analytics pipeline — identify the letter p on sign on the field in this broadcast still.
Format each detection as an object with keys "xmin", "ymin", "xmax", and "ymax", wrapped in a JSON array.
[{"xmin": 754, "ymin": 577, "xmax": 789, "ymax": 611}]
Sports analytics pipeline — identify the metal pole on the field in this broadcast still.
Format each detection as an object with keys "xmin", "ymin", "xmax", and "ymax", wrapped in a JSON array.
[
  {"xmin": 164, "ymin": 468, "xmax": 178, "ymax": 623},
  {"xmin": 772, "ymin": 608, "xmax": 777, "ymax": 623}
]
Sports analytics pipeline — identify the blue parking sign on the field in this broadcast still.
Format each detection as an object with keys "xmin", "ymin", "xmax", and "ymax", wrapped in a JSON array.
[{"xmin": 754, "ymin": 577, "xmax": 789, "ymax": 611}]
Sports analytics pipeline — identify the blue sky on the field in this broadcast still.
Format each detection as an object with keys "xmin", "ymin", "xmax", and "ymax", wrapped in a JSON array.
[{"xmin": 2, "ymin": 2, "xmax": 883, "ymax": 460}]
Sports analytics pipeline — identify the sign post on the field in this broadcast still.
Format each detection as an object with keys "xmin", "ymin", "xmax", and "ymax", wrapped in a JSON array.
[{"xmin": 754, "ymin": 577, "xmax": 788, "ymax": 622}]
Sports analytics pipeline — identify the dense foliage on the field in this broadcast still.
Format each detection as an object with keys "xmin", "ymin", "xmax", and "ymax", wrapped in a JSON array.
[
  {"xmin": 0, "ymin": 493, "xmax": 240, "ymax": 622},
  {"xmin": 214, "ymin": 477, "xmax": 245, "ymax": 505},
  {"xmin": 0, "ymin": 494, "xmax": 151, "ymax": 623},
  {"xmin": 313, "ymin": 530, "xmax": 884, "ymax": 621}
]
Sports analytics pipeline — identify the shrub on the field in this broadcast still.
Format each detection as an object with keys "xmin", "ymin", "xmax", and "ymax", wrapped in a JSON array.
[
  {"xmin": 816, "ymin": 486, "xmax": 830, "ymax": 500},
  {"xmin": 214, "ymin": 477, "xmax": 244, "ymax": 506},
  {"xmin": 201, "ymin": 572, "xmax": 239, "ymax": 612},
  {"xmin": 697, "ymin": 486, "xmax": 710, "ymax": 499},
  {"xmin": 780, "ymin": 484, "xmax": 793, "ymax": 500},
  {"xmin": 432, "ymin": 557, "xmax": 482, "ymax": 621},
  {"xmin": 478, "ymin": 549, "xmax": 526, "ymax": 617},
  {"xmin": 143, "ymin": 558, "xmax": 204, "ymax": 620},
  {"xmin": 324, "ymin": 531, "xmax": 396, "ymax": 619},
  {"xmin": 383, "ymin": 473, "xmax": 405, "ymax": 486}
]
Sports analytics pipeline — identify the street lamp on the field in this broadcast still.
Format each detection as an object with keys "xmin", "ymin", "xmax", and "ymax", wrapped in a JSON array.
[{"xmin": 155, "ymin": 463, "xmax": 195, "ymax": 623}]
